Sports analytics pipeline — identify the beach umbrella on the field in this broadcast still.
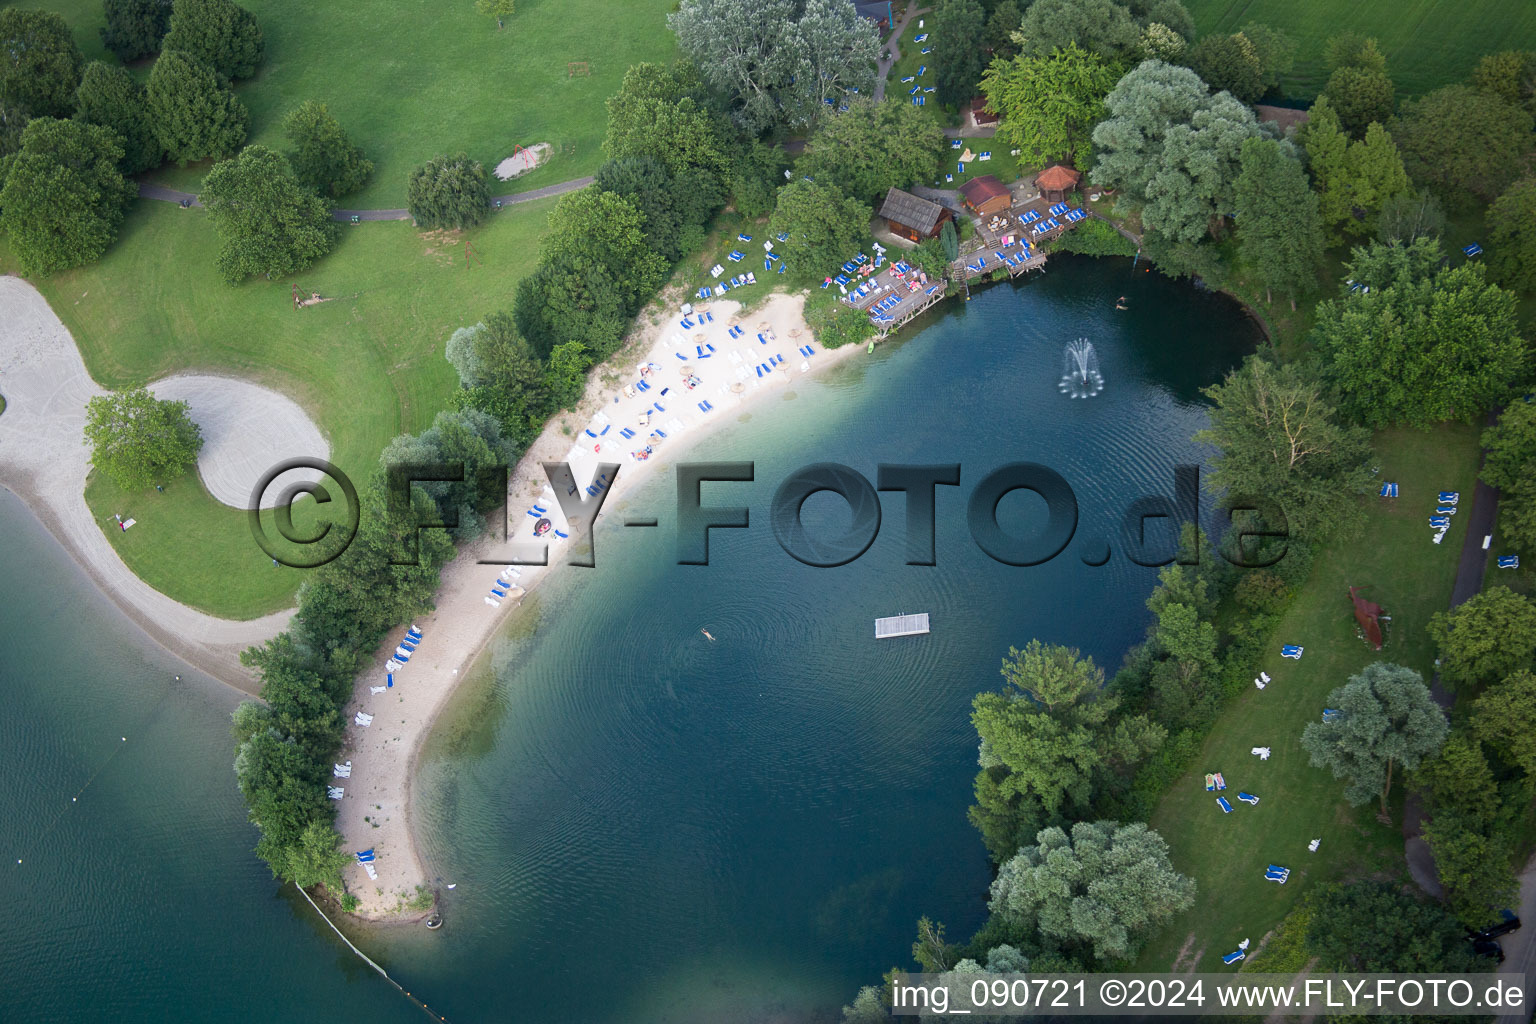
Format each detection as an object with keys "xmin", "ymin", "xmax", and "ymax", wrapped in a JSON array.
[
  {"xmin": 729, "ymin": 382, "xmax": 745, "ymax": 394},
  {"xmin": 680, "ymin": 365, "xmax": 695, "ymax": 376}
]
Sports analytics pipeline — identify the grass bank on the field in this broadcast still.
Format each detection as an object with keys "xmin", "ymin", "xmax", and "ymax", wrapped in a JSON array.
[{"xmin": 1135, "ymin": 423, "xmax": 1482, "ymax": 970}]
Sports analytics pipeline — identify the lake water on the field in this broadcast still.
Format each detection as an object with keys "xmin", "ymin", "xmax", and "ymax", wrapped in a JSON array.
[{"xmin": 1, "ymin": 257, "xmax": 1259, "ymax": 1022}]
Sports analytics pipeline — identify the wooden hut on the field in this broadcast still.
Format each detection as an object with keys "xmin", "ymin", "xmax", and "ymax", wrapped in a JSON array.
[
  {"xmin": 967, "ymin": 97, "xmax": 1000, "ymax": 127},
  {"xmin": 879, "ymin": 187, "xmax": 953, "ymax": 242},
  {"xmin": 958, "ymin": 175, "xmax": 1011, "ymax": 217},
  {"xmin": 1035, "ymin": 164, "xmax": 1082, "ymax": 203}
]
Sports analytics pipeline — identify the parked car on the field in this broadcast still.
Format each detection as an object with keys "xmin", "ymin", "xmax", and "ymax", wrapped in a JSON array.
[
  {"xmin": 1475, "ymin": 910, "xmax": 1521, "ymax": 941},
  {"xmin": 1472, "ymin": 938, "xmax": 1506, "ymax": 964}
]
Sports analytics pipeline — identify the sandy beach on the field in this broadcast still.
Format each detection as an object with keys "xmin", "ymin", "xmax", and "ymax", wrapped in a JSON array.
[{"xmin": 332, "ymin": 289, "xmax": 875, "ymax": 917}]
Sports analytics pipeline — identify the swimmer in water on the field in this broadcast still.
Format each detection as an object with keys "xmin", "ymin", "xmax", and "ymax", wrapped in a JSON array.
[
  {"xmin": 1115, "ymin": 295, "xmax": 1128, "ymax": 310},
  {"xmin": 701, "ymin": 629, "xmax": 715, "ymax": 642}
]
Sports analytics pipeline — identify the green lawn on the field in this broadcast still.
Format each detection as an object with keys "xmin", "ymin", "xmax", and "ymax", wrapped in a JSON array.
[
  {"xmin": 2, "ymin": 197, "xmax": 556, "ymax": 617},
  {"xmin": 1135, "ymin": 424, "xmax": 1483, "ymax": 970},
  {"xmin": 34, "ymin": 0, "xmax": 677, "ymax": 207},
  {"xmin": 1185, "ymin": 0, "xmax": 1536, "ymax": 99}
]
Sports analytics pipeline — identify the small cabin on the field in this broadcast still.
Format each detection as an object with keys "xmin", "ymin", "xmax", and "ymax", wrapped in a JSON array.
[
  {"xmin": 1035, "ymin": 164, "xmax": 1082, "ymax": 204},
  {"xmin": 967, "ymin": 97, "xmax": 1000, "ymax": 128},
  {"xmin": 959, "ymin": 175, "xmax": 1012, "ymax": 217},
  {"xmin": 879, "ymin": 187, "xmax": 953, "ymax": 242}
]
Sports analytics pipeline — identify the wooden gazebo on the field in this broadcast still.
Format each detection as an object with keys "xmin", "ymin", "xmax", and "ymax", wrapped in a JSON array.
[{"xmin": 1035, "ymin": 164, "xmax": 1082, "ymax": 203}]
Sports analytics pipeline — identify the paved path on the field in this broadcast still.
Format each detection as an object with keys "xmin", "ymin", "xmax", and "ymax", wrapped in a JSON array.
[
  {"xmin": 872, "ymin": 6, "xmax": 929, "ymax": 102},
  {"xmin": 136, "ymin": 175, "xmax": 595, "ymax": 223}
]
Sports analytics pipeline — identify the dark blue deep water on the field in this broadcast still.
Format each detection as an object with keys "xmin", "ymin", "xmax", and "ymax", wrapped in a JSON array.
[{"xmin": 1, "ymin": 256, "xmax": 1259, "ymax": 1022}]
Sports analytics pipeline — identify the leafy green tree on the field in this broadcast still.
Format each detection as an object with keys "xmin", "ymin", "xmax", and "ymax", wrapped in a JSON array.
[
  {"xmin": 234, "ymin": 727, "xmax": 329, "ymax": 873},
  {"xmin": 1311, "ymin": 238, "xmax": 1526, "ymax": 427},
  {"xmin": 595, "ymin": 157, "xmax": 685, "ymax": 259},
  {"xmin": 930, "ymin": 0, "xmax": 987, "ymax": 103},
  {"xmin": 283, "ymin": 821, "xmax": 351, "ymax": 891},
  {"xmin": 1128, "ymin": 0, "xmax": 1195, "ymax": 42},
  {"xmin": 1394, "ymin": 85, "xmax": 1534, "ymax": 204},
  {"xmin": 380, "ymin": 408, "xmax": 515, "ymax": 540},
  {"xmin": 982, "ymin": 42, "xmax": 1116, "ymax": 168},
  {"xmin": 1014, "ymin": 0, "xmax": 1140, "ymax": 60},
  {"xmin": 1187, "ymin": 32, "xmax": 1264, "ymax": 103},
  {"xmin": 406, "ymin": 152, "xmax": 489, "ymax": 230},
  {"xmin": 449, "ymin": 312, "xmax": 553, "ymax": 448},
  {"xmin": 0, "ymin": 117, "xmax": 137, "ymax": 277},
  {"xmin": 1412, "ymin": 731, "xmax": 1519, "ymax": 926},
  {"xmin": 281, "ymin": 101, "xmax": 372, "ymax": 199},
  {"xmin": 199, "ymin": 145, "xmax": 337, "ymax": 283},
  {"xmin": 767, "ymin": 179, "xmax": 871, "ymax": 285},
  {"xmin": 1473, "ymin": 670, "xmax": 1536, "ymax": 776},
  {"xmin": 1375, "ymin": 188, "xmax": 1444, "ymax": 244},
  {"xmin": 601, "ymin": 62, "xmax": 731, "ymax": 182},
  {"xmin": 841, "ymin": 986, "xmax": 887, "ymax": 1024},
  {"xmin": 1194, "ymin": 356, "xmax": 1373, "ymax": 540},
  {"xmin": 939, "ymin": 218, "xmax": 959, "ymax": 261},
  {"xmin": 473, "ymin": 0, "xmax": 515, "ymax": 28},
  {"xmin": 101, "ymin": 0, "xmax": 175, "ymax": 62},
  {"xmin": 1301, "ymin": 662, "xmax": 1446, "ymax": 820},
  {"xmin": 74, "ymin": 61, "xmax": 162, "ymax": 174},
  {"xmin": 1320, "ymin": 35, "xmax": 1393, "ymax": 137},
  {"xmin": 1306, "ymin": 881, "xmax": 1492, "ymax": 972},
  {"xmin": 1480, "ymin": 402, "xmax": 1536, "ymax": 548},
  {"xmin": 669, "ymin": 0, "xmax": 877, "ymax": 134},
  {"xmin": 544, "ymin": 340, "xmax": 589, "ymax": 411},
  {"xmin": 796, "ymin": 97, "xmax": 944, "ymax": 204},
  {"xmin": 1138, "ymin": 21, "xmax": 1184, "ymax": 62},
  {"xmin": 1234, "ymin": 136, "xmax": 1323, "ymax": 309},
  {"xmin": 805, "ymin": 295, "xmax": 876, "ymax": 349},
  {"xmin": 1486, "ymin": 177, "xmax": 1536, "ymax": 294},
  {"xmin": 0, "ymin": 102, "xmax": 27, "ymax": 163},
  {"xmin": 1428, "ymin": 587, "xmax": 1536, "ymax": 690},
  {"xmin": 1301, "ymin": 97, "xmax": 1409, "ymax": 242},
  {"xmin": 83, "ymin": 386, "xmax": 204, "ymax": 491},
  {"xmin": 1090, "ymin": 60, "xmax": 1266, "ymax": 243},
  {"xmin": 912, "ymin": 916, "xmax": 959, "ymax": 972},
  {"xmin": 1238, "ymin": 22, "xmax": 1294, "ymax": 94},
  {"xmin": 161, "ymin": 0, "xmax": 263, "ymax": 79},
  {"xmin": 1471, "ymin": 50, "xmax": 1536, "ymax": 111},
  {"xmin": 0, "ymin": 9, "xmax": 84, "ymax": 118},
  {"xmin": 985, "ymin": 0, "xmax": 1024, "ymax": 60},
  {"xmin": 988, "ymin": 820, "xmax": 1196, "ymax": 962},
  {"xmin": 145, "ymin": 49, "xmax": 248, "ymax": 164},
  {"xmin": 729, "ymin": 139, "xmax": 788, "ymax": 219}
]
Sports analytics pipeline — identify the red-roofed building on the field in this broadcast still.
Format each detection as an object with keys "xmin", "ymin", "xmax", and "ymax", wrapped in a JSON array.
[
  {"xmin": 1035, "ymin": 164, "xmax": 1081, "ymax": 203},
  {"xmin": 958, "ymin": 175, "xmax": 1011, "ymax": 216}
]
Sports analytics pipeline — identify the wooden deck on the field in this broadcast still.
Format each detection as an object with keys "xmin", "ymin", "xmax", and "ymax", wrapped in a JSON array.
[{"xmin": 874, "ymin": 613, "xmax": 930, "ymax": 638}]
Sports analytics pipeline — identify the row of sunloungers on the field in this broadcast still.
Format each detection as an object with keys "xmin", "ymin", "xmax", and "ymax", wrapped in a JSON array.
[
  {"xmin": 1431, "ymin": 490, "xmax": 1458, "ymax": 543},
  {"xmin": 755, "ymin": 354, "xmax": 788, "ymax": 376},
  {"xmin": 678, "ymin": 311, "xmax": 714, "ymax": 330},
  {"xmin": 384, "ymin": 624, "xmax": 423, "ymax": 672}
]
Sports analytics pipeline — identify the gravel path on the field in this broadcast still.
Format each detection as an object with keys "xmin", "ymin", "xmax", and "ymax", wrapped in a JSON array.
[
  {"xmin": 136, "ymin": 176, "xmax": 595, "ymax": 223},
  {"xmin": 0, "ymin": 276, "xmax": 293, "ymax": 690}
]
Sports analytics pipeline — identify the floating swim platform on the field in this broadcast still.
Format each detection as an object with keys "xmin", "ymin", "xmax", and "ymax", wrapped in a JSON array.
[{"xmin": 875, "ymin": 613, "xmax": 930, "ymax": 638}]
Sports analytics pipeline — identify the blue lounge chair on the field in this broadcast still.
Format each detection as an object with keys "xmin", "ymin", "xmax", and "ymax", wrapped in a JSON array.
[
  {"xmin": 1237, "ymin": 792, "xmax": 1259, "ymax": 805},
  {"xmin": 776, "ymin": 232, "xmax": 788, "ymax": 242},
  {"xmin": 728, "ymin": 251, "xmax": 744, "ymax": 262},
  {"xmin": 755, "ymin": 366, "xmax": 763, "ymax": 377},
  {"xmin": 918, "ymin": 65, "xmax": 926, "ymax": 75},
  {"xmin": 584, "ymin": 428, "xmax": 597, "ymax": 437},
  {"xmin": 620, "ymin": 428, "xmax": 634, "ymax": 439},
  {"xmin": 1429, "ymin": 516, "xmax": 1450, "ymax": 527},
  {"xmin": 758, "ymin": 333, "xmax": 768, "ymax": 344},
  {"xmin": 1223, "ymin": 950, "xmax": 1245, "ymax": 965},
  {"xmin": 1499, "ymin": 555, "xmax": 1520, "ymax": 568},
  {"xmin": 1464, "ymin": 243, "xmax": 1483, "ymax": 257},
  {"xmin": 914, "ymin": 32, "xmax": 927, "ymax": 42},
  {"xmin": 600, "ymin": 425, "xmax": 610, "ymax": 435},
  {"xmin": 680, "ymin": 317, "xmax": 694, "ymax": 329},
  {"xmin": 704, "ymin": 312, "xmax": 713, "ymax": 322},
  {"xmin": 1436, "ymin": 505, "xmax": 1456, "ymax": 515},
  {"xmin": 654, "ymin": 429, "xmax": 666, "ymax": 438},
  {"xmin": 554, "ymin": 529, "xmax": 568, "ymax": 539},
  {"xmin": 356, "ymin": 849, "xmax": 375, "ymax": 863},
  {"xmin": 1440, "ymin": 491, "xmax": 1459, "ymax": 503},
  {"xmin": 921, "ymin": 46, "xmax": 931, "ymax": 54},
  {"xmin": 910, "ymin": 85, "xmax": 920, "ymax": 95},
  {"xmin": 951, "ymin": 139, "xmax": 962, "ymax": 149},
  {"xmin": 738, "ymin": 233, "xmax": 752, "ymax": 242},
  {"xmin": 698, "ymin": 402, "xmax": 708, "ymax": 412},
  {"xmin": 1217, "ymin": 796, "xmax": 1232, "ymax": 813}
]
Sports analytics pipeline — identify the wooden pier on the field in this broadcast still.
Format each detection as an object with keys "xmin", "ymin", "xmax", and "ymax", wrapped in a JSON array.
[{"xmin": 875, "ymin": 613, "xmax": 930, "ymax": 638}]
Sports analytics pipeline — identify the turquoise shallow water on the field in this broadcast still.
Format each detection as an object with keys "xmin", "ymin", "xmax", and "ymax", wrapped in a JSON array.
[{"xmin": 1, "ymin": 256, "xmax": 1259, "ymax": 1022}]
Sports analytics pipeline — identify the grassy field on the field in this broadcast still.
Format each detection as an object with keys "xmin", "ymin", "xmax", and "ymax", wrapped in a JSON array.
[
  {"xmin": 1134, "ymin": 424, "xmax": 1483, "ymax": 970},
  {"xmin": 34, "ymin": 0, "xmax": 677, "ymax": 206},
  {"xmin": 1186, "ymin": 0, "xmax": 1536, "ymax": 99},
  {"xmin": 1, "ymin": 197, "xmax": 556, "ymax": 617}
]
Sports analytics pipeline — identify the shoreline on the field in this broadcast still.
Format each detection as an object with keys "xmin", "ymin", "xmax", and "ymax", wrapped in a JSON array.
[
  {"xmin": 0, "ymin": 276, "xmax": 289, "ymax": 695},
  {"xmin": 333, "ymin": 288, "xmax": 875, "ymax": 919}
]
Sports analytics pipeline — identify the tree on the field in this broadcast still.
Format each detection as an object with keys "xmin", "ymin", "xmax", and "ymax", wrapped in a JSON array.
[
  {"xmin": 473, "ymin": 0, "xmax": 515, "ymax": 28},
  {"xmin": 544, "ymin": 340, "xmax": 589, "ymax": 411},
  {"xmin": 1234, "ymin": 136, "xmax": 1323, "ymax": 309},
  {"xmin": 406, "ymin": 152, "xmax": 489, "ymax": 230},
  {"xmin": 1239, "ymin": 22, "xmax": 1294, "ymax": 94},
  {"xmin": 767, "ymin": 179, "xmax": 871, "ymax": 285},
  {"xmin": 796, "ymin": 97, "xmax": 944, "ymax": 204},
  {"xmin": 1194, "ymin": 356, "xmax": 1373, "ymax": 540},
  {"xmin": 0, "ymin": 9, "xmax": 84, "ymax": 118},
  {"xmin": 1187, "ymin": 33, "xmax": 1264, "ymax": 104},
  {"xmin": 939, "ymin": 218, "xmax": 959, "ymax": 261},
  {"xmin": 1089, "ymin": 60, "xmax": 1266, "ymax": 243},
  {"xmin": 1138, "ymin": 21, "xmax": 1184, "ymax": 62},
  {"xmin": 145, "ymin": 49, "xmax": 248, "ymax": 164},
  {"xmin": 379, "ymin": 408, "xmax": 516, "ymax": 540},
  {"xmin": 930, "ymin": 0, "xmax": 987, "ymax": 103},
  {"xmin": 1486, "ymin": 177, "xmax": 1536, "ymax": 294},
  {"xmin": 1471, "ymin": 50, "xmax": 1536, "ymax": 112},
  {"xmin": 805, "ymin": 294, "xmax": 877, "ymax": 350},
  {"xmin": 0, "ymin": 117, "xmax": 137, "ymax": 277},
  {"xmin": 283, "ymin": 820, "xmax": 350, "ymax": 891},
  {"xmin": 841, "ymin": 986, "xmax": 887, "ymax": 1024},
  {"xmin": 1393, "ymin": 85, "xmax": 1534, "ymax": 204},
  {"xmin": 985, "ymin": 0, "xmax": 1024, "ymax": 60},
  {"xmin": 1473, "ymin": 670, "xmax": 1536, "ymax": 776},
  {"xmin": 912, "ymin": 916, "xmax": 959, "ymax": 972},
  {"xmin": 1301, "ymin": 97, "xmax": 1409, "ymax": 242},
  {"xmin": 1320, "ymin": 35, "xmax": 1393, "ymax": 137},
  {"xmin": 101, "ymin": 0, "xmax": 175, "ymax": 62},
  {"xmin": 83, "ymin": 386, "xmax": 204, "ymax": 491},
  {"xmin": 1481, "ymin": 403, "xmax": 1536, "ymax": 550},
  {"xmin": 1428, "ymin": 587, "xmax": 1536, "ymax": 690},
  {"xmin": 74, "ymin": 61, "xmax": 162, "ymax": 174},
  {"xmin": 729, "ymin": 140, "xmax": 788, "ymax": 219},
  {"xmin": 669, "ymin": 0, "xmax": 877, "ymax": 134},
  {"xmin": 601, "ymin": 62, "xmax": 731, "ymax": 182},
  {"xmin": 1301, "ymin": 662, "xmax": 1447, "ymax": 817},
  {"xmin": 1014, "ymin": 0, "xmax": 1141, "ymax": 61},
  {"xmin": 1375, "ymin": 189, "xmax": 1444, "ymax": 244},
  {"xmin": 1311, "ymin": 238, "xmax": 1527, "ymax": 427},
  {"xmin": 161, "ymin": 0, "xmax": 263, "ymax": 79},
  {"xmin": 448, "ymin": 312, "xmax": 554, "ymax": 449},
  {"xmin": 198, "ymin": 145, "xmax": 337, "ymax": 283},
  {"xmin": 281, "ymin": 101, "xmax": 372, "ymax": 198},
  {"xmin": 982, "ymin": 43, "xmax": 1116, "ymax": 168},
  {"xmin": 1307, "ymin": 881, "xmax": 1492, "ymax": 972},
  {"xmin": 988, "ymin": 820, "xmax": 1196, "ymax": 963}
]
